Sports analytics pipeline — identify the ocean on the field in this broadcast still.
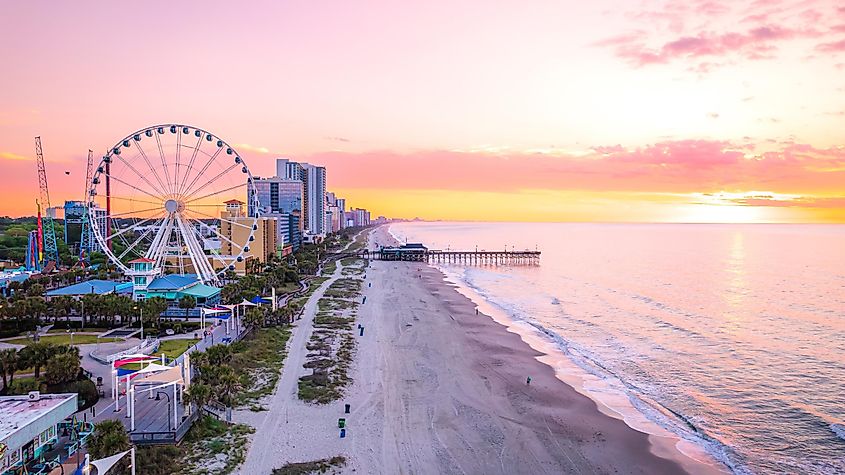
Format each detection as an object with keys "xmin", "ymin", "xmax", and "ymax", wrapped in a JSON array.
[{"xmin": 388, "ymin": 222, "xmax": 845, "ymax": 475}]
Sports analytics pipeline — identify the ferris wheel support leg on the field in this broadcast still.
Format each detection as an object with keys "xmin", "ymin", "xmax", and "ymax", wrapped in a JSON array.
[{"xmin": 175, "ymin": 214, "xmax": 217, "ymax": 284}]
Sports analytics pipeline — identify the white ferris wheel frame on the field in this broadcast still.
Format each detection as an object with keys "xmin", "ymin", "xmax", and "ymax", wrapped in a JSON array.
[{"xmin": 87, "ymin": 124, "xmax": 261, "ymax": 286}]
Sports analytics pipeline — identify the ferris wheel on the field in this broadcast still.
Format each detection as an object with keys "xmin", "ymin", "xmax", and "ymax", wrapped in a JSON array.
[{"xmin": 87, "ymin": 124, "xmax": 260, "ymax": 285}]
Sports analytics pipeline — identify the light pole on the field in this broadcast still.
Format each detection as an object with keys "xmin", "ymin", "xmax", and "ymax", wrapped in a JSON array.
[
  {"xmin": 134, "ymin": 305, "xmax": 144, "ymax": 340},
  {"xmin": 155, "ymin": 391, "xmax": 172, "ymax": 431}
]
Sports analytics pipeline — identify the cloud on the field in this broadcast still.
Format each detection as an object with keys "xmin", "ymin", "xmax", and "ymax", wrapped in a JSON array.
[
  {"xmin": 726, "ymin": 195, "xmax": 845, "ymax": 208},
  {"xmin": 232, "ymin": 143, "xmax": 270, "ymax": 154},
  {"xmin": 606, "ymin": 25, "xmax": 806, "ymax": 66},
  {"xmin": 816, "ymin": 39, "xmax": 845, "ymax": 52},
  {"xmin": 597, "ymin": 0, "xmax": 841, "ymax": 69},
  {"xmin": 325, "ymin": 136, "xmax": 351, "ymax": 143},
  {"xmin": 301, "ymin": 140, "xmax": 845, "ymax": 197},
  {"xmin": 0, "ymin": 151, "xmax": 29, "ymax": 161}
]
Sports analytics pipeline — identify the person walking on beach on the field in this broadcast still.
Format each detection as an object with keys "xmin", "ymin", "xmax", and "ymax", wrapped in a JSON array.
[{"xmin": 526, "ymin": 376, "xmax": 532, "ymax": 385}]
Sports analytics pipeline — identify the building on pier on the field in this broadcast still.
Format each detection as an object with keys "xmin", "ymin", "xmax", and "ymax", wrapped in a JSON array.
[{"xmin": 379, "ymin": 243, "xmax": 428, "ymax": 261}]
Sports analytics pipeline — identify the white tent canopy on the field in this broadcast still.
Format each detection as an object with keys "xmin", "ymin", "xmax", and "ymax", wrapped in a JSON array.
[
  {"xmin": 201, "ymin": 307, "xmax": 230, "ymax": 315},
  {"xmin": 90, "ymin": 449, "xmax": 130, "ymax": 474}
]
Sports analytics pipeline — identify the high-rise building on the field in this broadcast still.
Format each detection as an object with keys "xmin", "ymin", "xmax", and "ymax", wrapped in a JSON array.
[
  {"xmin": 249, "ymin": 177, "xmax": 303, "ymax": 219},
  {"xmin": 300, "ymin": 163, "xmax": 327, "ymax": 236},
  {"xmin": 276, "ymin": 158, "xmax": 304, "ymax": 181},
  {"xmin": 220, "ymin": 200, "xmax": 278, "ymax": 275},
  {"xmin": 277, "ymin": 210, "xmax": 302, "ymax": 252},
  {"xmin": 348, "ymin": 208, "xmax": 371, "ymax": 227}
]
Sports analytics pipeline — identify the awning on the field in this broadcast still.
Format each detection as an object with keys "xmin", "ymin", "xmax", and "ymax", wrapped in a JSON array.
[
  {"xmin": 113, "ymin": 355, "xmax": 159, "ymax": 368},
  {"xmin": 132, "ymin": 366, "xmax": 184, "ymax": 386},
  {"xmin": 118, "ymin": 362, "xmax": 170, "ymax": 380}
]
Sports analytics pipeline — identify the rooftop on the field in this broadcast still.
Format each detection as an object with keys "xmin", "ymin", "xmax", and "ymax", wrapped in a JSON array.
[
  {"xmin": 0, "ymin": 393, "xmax": 77, "ymax": 444},
  {"xmin": 46, "ymin": 279, "xmax": 133, "ymax": 297},
  {"xmin": 128, "ymin": 257, "xmax": 155, "ymax": 264},
  {"xmin": 145, "ymin": 274, "xmax": 200, "ymax": 291},
  {"xmin": 180, "ymin": 283, "xmax": 222, "ymax": 299}
]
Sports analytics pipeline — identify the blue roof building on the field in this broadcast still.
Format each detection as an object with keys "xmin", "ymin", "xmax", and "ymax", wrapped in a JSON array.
[
  {"xmin": 133, "ymin": 271, "xmax": 221, "ymax": 318},
  {"xmin": 45, "ymin": 279, "xmax": 133, "ymax": 298}
]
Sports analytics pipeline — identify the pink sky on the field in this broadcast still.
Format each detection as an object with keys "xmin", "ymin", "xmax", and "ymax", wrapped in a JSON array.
[{"xmin": 1, "ymin": 0, "xmax": 843, "ymax": 222}]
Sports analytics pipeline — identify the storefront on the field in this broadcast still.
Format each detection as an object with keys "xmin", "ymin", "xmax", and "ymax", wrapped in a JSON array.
[{"xmin": 0, "ymin": 393, "xmax": 78, "ymax": 474}]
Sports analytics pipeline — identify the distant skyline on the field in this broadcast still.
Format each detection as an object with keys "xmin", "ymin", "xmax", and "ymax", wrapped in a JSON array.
[{"xmin": 1, "ymin": 0, "xmax": 843, "ymax": 222}]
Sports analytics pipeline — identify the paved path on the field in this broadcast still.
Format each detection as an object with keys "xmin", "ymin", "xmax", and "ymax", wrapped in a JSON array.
[
  {"xmin": 236, "ymin": 257, "xmax": 349, "ymax": 474},
  {"xmin": 88, "ymin": 314, "xmax": 244, "ymax": 434}
]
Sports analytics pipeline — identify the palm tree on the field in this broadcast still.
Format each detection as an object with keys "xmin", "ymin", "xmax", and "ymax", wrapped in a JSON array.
[
  {"xmin": 144, "ymin": 297, "xmax": 167, "ymax": 329},
  {"xmin": 178, "ymin": 295, "xmax": 197, "ymax": 321},
  {"xmin": 215, "ymin": 366, "xmax": 242, "ymax": 407},
  {"xmin": 18, "ymin": 342, "xmax": 52, "ymax": 379},
  {"xmin": 244, "ymin": 307, "xmax": 264, "ymax": 328},
  {"xmin": 27, "ymin": 297, "xmax": 47, "ymax": 325},
  {"xmin": 45, "ymin": 352, "xmax": 80, "ymax": 385},
  {"xmin": 25, "ymin": 283, "xmax": 45, "ymax": 298},
  {"xmin": 87, "ymin": 419, "xmax": 130, "ymax": 460},
  {"xmin": 0, "ymin": 348, "xmax": 19, "ymax": 388},
  {"xmin": 50, "ymin": 296, "xmax": 74, "ymax": 325},
  {"xmin": 184, "ymin": 382, "xmax": 213, "ymax": 414},
  {"xmin": 205, "ymin": 344, "xmax": 232, "ymax": 367}
]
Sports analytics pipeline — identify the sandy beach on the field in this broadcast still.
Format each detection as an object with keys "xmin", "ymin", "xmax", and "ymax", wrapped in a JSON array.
[{"xmin": 236, "ymin": 225, "xmax": 722, "ymax": 474}]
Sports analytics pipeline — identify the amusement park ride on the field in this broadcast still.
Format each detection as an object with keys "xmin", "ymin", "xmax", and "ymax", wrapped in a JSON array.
[
  {"xmin": 26, "ymin": 125, "xmax": 259, "ymax": 288},
  {"xmin": 25, "ymin": 137, "xmax": 60, "ymax": 272}
]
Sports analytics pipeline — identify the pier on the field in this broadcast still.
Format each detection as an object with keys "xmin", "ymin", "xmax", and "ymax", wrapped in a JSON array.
[{"xmin": 357, "ymin": 246, "xmax": 540, "ymax": 265}]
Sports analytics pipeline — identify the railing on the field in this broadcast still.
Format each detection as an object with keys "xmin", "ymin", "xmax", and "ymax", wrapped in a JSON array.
[
  {"xmin": 89, "ymin": 337, "xmax": 161, "ymax": 365},
  {"xmin": 130, "ymin": 430, "xmax": 176, "ymax": 445},
  {"xmin": 174, "ymin": 408, "xmax": 200, "ymax": 441},
  {"xmin": 130, "ymin": 408, "xmax": 198, "ymax": 445}
]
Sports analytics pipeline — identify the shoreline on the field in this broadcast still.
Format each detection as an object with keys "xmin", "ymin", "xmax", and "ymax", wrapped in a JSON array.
[{"xmin": 428, "ymin": 264, "xmax": 729, "ymax": 474}]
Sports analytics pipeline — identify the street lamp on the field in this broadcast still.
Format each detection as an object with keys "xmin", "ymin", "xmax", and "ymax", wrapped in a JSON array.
[
  {"xmin": 155, "ymin": 391, "xmax": 172, "ymax": 431},
  {"xmin": 133, "ymin": 305, "xmax": 144, "ymax": 340}
]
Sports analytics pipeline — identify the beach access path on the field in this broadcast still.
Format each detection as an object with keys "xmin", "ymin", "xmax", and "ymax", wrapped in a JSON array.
[{"xmin": 235, "ymin": 253, "xmax": 353, "ymax": 473}]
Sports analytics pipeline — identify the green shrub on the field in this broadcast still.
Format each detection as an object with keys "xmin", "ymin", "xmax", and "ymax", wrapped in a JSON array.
[
  {"xmin": 6, "ymin": 377, "xmax": 40, "ymax": 395},
  {"xmin": 47, "ymin": 379, "xmax": 99, "ymax": 410},
  {"xmin": 45, "ymin": 353, "xmax": 79, "ymax": 385},
  {"xmin": 273, "ymin": 456, "xmax": 347, "ymax": 474},
  {"xmin": 135, "ymin": 445, "xmax": 182, "ymax": 475}
]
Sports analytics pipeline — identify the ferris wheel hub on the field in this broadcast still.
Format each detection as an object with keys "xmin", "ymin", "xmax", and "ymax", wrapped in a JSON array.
[{"xmin": 164, "ymin": 199, "xmax": 183, "ymax": 213}]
